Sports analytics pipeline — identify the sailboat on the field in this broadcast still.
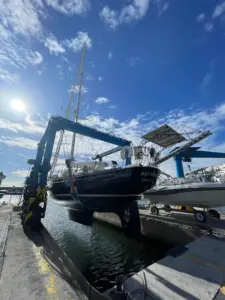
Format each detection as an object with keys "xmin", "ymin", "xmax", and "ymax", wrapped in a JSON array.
[{"xmin": 48, "ymin": 43, "xmax": 160, "ymax": 225}]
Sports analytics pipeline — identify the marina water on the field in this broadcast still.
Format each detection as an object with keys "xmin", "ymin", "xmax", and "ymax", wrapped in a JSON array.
[
  {"xmin": 2, "ymin": 196, "xmax": 171, "ymax": 291},
  {"xmin": 43, "ymin": 199, "xmax": 169, "ymax": 292}
]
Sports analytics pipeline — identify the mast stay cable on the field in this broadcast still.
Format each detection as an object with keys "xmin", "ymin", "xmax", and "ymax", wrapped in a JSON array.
[{"xmin": 50, "ymin": 42, "xmax": 87, "ymax": 177}]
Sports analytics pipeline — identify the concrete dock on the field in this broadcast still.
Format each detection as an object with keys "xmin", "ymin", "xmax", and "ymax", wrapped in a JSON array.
[
  {"xmin": 105, "ymin": 236, "xmax": 225, "ymax": 299},
  {"xmin": 1, "ymin": 203, "xmax": 225, "ymax": 300},
  {"xmin": 94, "ymin": 209, "xmax": 225, "ymax": 246},
  {"xmin": 94, "ymin": 209, "xmax": 225, "ymax": 299},
  {"xmin": 0, "ymin": 205, "xmax": 107, "ymax": 300}
]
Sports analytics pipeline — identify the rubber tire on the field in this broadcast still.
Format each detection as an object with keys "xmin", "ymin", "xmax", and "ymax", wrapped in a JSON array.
[
  {"xmin": 209, "ymin": 209, "xmax": 220, "ymax": 220},
  {"xmin": 164, "ymin": 205, "xmax": 171, "ymax": 213},
  {"xmin": 151, "ymin": 206, "xmax": 159, "ymax": 215},
  {"xmin": 194, "ymin": 211, "xmax": 207, "ymax": 223}
]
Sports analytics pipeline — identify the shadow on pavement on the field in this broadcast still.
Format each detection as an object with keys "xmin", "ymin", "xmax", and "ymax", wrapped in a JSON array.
[{"xmin": 23, "ymin": 221, "xmax": 107, "ymax": 300}]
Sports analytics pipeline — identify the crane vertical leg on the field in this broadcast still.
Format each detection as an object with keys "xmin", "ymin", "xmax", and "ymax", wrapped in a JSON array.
[
  {"xmin": 125, "ymin": 153, "xmax": 131, "ymax": 166},
  {"xmin": 175, "ymin": 155, "xmax": 184, "ymax": 178},
  {"xmin": 21, "ymin": 129, "xmax": 56, "ymax": 229}
]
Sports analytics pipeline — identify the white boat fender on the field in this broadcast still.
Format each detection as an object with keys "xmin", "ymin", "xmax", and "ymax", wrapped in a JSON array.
[{"xmin": 120, "ymin": 146, "xmax": 133, "ymax": 160}]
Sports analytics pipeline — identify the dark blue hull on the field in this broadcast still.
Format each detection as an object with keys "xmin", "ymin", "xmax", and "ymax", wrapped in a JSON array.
[{"xmin": 49, "ymin": 166, "xmax": 159, "ymax": 225}]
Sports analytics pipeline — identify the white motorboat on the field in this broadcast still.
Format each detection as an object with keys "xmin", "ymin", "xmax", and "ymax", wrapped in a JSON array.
[
  {"xmin": 144, "ymin": 176, "xmax": 225, "ymax": 221},
  {"xmin": 144, "ymin": 179, "xmax": 225, "ymax": 208}
]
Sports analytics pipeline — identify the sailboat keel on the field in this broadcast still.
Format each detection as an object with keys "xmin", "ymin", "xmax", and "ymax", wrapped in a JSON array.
[
  {"xmin": 66, "ymin": 201, "xmax": 141, "ymax": 238},
  {"xmin": 67, "ymin": 208, "xmax": 93, "ymax": 226}
]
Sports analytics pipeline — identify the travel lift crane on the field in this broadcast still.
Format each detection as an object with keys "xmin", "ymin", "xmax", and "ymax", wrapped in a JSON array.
[
  {"xmin": 174, "ymin": 147, "xmax": 225, "ymax": 177},
  {"xmin": 20, "ymin": 116, "xmax": 142, "ymax": 237}
]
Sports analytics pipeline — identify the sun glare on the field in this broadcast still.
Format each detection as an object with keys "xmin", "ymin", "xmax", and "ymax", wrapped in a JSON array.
[{"xmin": 10, "ymin": 99, "xmax": 26, "ymax": 112}]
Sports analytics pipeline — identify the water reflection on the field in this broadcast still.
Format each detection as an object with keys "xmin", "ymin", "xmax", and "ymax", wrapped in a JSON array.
[{"xmin": 43, "ymin": 200, "xmax": 169, "ymax": 291}]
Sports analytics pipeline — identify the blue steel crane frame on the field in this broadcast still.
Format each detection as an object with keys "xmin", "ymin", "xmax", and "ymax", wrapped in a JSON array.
[
  {"xmin": 21, "ymin": 116, "xmax": 140, "ymax": 236},
  {"xmin": 30, "ymin": 116, "xmax": 132, "ymax": 187},
  {"xmin": 174, "ymin": 147, "xmax": 225, "ymax": 177}
]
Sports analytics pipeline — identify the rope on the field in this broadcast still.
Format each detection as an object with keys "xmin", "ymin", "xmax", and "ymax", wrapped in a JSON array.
[
  {"xmin": 64, "ymin": 132, "xmax": 70, "ymax": 155},
  {"xmin": 122, "ymin": 271, "xmax": 155, "ymax": 300}
]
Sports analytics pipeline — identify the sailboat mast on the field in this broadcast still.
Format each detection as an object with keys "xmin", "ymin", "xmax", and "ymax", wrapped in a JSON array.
[
  {"xmin": 50, "ymin": 42, "xmax": 87, "ymax": 177},
  {"xmin": 70, "ymin": 42, "xmax": 86, "ymax": 160}
]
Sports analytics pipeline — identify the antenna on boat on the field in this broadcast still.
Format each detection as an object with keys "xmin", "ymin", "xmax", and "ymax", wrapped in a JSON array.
[{"xmin": 50, "ymin": 42, "xmax": 87, "ymax": 177}]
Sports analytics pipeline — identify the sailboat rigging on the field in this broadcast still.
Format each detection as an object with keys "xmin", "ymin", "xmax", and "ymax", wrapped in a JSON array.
[
  {"xmin": 70, "ymin": 42, "xmax": 86, "ymax": 160},
  {"xmin": 48, "ymin": 43, "xmax": 160, "ymax": 226},
  {"xmin": 50, "ymin": 42, "xmax": 87, "ymax": 176}
]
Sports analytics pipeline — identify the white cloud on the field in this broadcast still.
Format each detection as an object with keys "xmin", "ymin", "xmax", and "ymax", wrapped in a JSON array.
[
  {"xmin": 0, "ymin": 136, "xmax": 39, "ymax": 150},
  {"xmin": 2, "ymin": 102, "xmax": 225, "ymax": 178},
  {"xmin": 95, "ymin": 97, "xmax": 110, "ymax": 104},
  {"xmin": 98, "ymin": 76, "xmax": 103, "ymax": 81},
  {"xmin": 212, "ymin": 2, "xmax": 225, "ymax": 19},
  {"xmin": 46, "ymin": 0, "xmax": 90, "ymax": 16},
  {"xmin": 152, "ymin": 0, "xmax": 169, "ymax": 17},
  {"xmin": 0, "ymin": 23, "xmax": 11, "ymax": 39},
  {"xmin": 17, "ymin": 153, "xmax": 29, "ymax": 159},
  {"xmin": 199, "ymin": 59, "xmax": 216, "ymax": 90},
  {"xmin": 196, "ymin": 13, "xmax": 206, "ymax": 22},
  {"xmin": 44, "ymin": 36, "xmax": 65, "ymax": 55},
  {"xmin": 99, "ymin": 6, "xmax": 119, "ymax": 30},
  {"xmin": 200, "ymin": 72, "xmax": 214, "ymax": 90},
  {"xmin": 108, "ymin": 52, "xmax": 113, "ymax": 59},
  {"xmin": 0, "ymin": 69, "xmax": 19, "ymax": 83},
  {"xmin": 56, "ymin": 64, "xmax": 64, "ymax": 80},
  {"xmin": 62, "ymin": 55, "xmax": 69, "ymax": 63},
  {"xmin": 12, "ymin": 169, "xmax": 29, "ymax": 177},
  {"xmin": 0, "ymin": 1, "xmax": 90, "ymax": 83},
  {"xmin": 64, "ymin": 31, "xmax": 92, "ymax": 53},
  {"xmin": 86, "ymin": 74, "xmax": 94, "ymax": 81},
  {"xmin": 126, "ymin": 56, "xmax": 140, "ymax": 67},
  {"xmin": 0, "ymin": 0, "xmax": 44, "ymax": 37},
  {"xmin": 27, "ymin": 51, "xmax": 43, "ymax": 65},
  {"xmin": 0, "ymin": 114, "xmax": 46, "ymax": 135},
  {"xmin": 0, "ymin": 24, "xmax": 44, "ymax": 83},
  {"xmin": 88, "ymin": 61, "xmax": 95, "ymax": 68},
  {"xmin": 204, "ymin": 22, "xmax": 213, "ymax": 32},
  {"xmin": 68, "ymin": 85, "xmax": 88, "ymax": 94},
  {"xmin": 109, "ymin": 105, "xmax": 117, "ymax": 109},
  {"xmin": 1, "ymin": 177, "xmax": 25, "ymax": 187},
  {"xmin": 100, "ymin": 0, "xmax": 168, "ymax": 29},
  {"xmin": 118, "ymin": 0, "xmax": 150, "ymax": 24}
]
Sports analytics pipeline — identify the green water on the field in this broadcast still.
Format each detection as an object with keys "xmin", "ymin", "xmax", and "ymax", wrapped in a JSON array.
[{"xmin": 43, "ymin": 200, "xmax": 170, "ymax": 292}]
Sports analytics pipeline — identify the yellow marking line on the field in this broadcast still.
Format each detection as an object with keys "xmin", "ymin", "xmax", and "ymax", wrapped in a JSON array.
[
  {"xmin": 33, "ymin": 245, "xmax": 58, "ymax": 299},
  {"xmin": 220, "ymin": 283, "xmax": 225, "ymax": 295},
  {"xmin": 185, "ymin": 254, "xmax": 225, "ymax": 296},
  {"xmin": 184, "ymin": 253, "xmax": 225, "ymax": 272}
]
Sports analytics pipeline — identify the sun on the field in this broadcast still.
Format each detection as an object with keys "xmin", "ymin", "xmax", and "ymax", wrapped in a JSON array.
[{"xmin": 10, "ymin": 99, "xmax": 26, "ymax": 112}]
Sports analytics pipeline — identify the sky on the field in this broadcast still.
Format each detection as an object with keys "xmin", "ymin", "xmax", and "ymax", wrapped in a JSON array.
[{"xmin": 1, "ymin": 0, "xmax": 225, "ymax": 186}]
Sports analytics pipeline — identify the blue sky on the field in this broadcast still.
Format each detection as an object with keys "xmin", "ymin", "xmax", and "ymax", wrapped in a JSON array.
[{"xmin": 1, "ymin": 0, "xmax": 225, "ymax": 186}]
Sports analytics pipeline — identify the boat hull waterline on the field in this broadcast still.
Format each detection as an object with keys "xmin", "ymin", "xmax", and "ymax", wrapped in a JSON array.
[
  {"xmin": 144, "ymin": 183, "xmax": 225, "ymax": 208},
  {"xmin": 49, "ymin": 166, "xmax": 160, "ymax": 212}
]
